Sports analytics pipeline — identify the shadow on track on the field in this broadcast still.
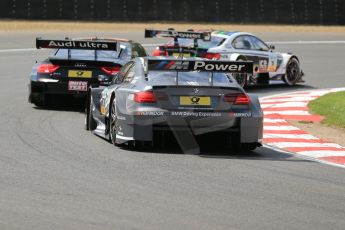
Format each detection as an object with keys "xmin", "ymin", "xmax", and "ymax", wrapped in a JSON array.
[
  {"xmin": 113, "ymin": 136, "xmax": 307, "ymax": 163},
  {"xmin": 245, "ymin": 83, "xmax": 316, "ymax": 95},
  {"xmin": 32, "ymin": 95, "xmax": 86, "ymax": 113}
]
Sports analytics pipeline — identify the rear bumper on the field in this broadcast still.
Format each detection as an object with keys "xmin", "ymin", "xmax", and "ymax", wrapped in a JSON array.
[
  {"xmin": 115, "ymin": 112, "xmax": 263, "ymax": 144},
  {"xmin": 29, "ymin": 80, "xmax": 91, "ymax": 96}
]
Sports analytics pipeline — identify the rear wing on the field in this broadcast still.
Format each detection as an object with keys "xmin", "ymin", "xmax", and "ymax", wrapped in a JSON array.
[
  {"xmin": 145, "ymin": 29, "xmax": 211, "ymax": 41},
  {"xmin": 147, "ymin": 59, "xmax": 253, "ymax": 74},
  {"xmin": 36, "ymin": 38, "xmax": 118, "ymax": 51}
]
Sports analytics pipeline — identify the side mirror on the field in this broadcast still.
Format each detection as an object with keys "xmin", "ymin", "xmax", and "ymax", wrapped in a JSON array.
[{"xmin": 269, "ymin": 44, "xmax": 275, "ymax": 50}]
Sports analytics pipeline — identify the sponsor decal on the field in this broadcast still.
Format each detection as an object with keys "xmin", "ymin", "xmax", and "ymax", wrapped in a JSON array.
[
  {"xmin": 229, "ymin": 112, "xmax": 252, "ymax": 118},
  {"xmin": 68, "ymin": 81, "xmax": 87, "ymax": 91},
  {"xmin": 145, "ymin": 29, "xmax": 211, "ymax": 41},
  {"xmin": 148, "ymin": 60, "xmax": 253, "ymax": 74},
  {"xmin": 36, "ymin": 38, "xmax": 117, "ymax": 51},
  {"xmin": 136, "ymin": 111, "xmax": 222, "ymax": 117},
  {"xmin": 136, "ymin": 111, "xmax": 165, "ymax": 116}
]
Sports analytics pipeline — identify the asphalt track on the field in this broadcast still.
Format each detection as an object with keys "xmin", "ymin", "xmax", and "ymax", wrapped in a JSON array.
[{"xmin": 0, "ymin": 31, "xmax": 345, "ymax": 230}]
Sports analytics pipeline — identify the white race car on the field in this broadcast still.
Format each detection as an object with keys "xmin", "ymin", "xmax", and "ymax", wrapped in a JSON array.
[{"xmin": 147, "ymin": 29, "xmax": 305, "ymax": 87}]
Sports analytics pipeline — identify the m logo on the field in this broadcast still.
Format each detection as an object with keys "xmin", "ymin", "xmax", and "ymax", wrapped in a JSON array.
[{"xmin": 169, "ymin": 61, "xmax": 189, "ymax": 70}]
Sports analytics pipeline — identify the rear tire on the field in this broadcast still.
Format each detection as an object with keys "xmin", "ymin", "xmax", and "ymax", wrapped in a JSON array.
[
  {"xmin": 283, "ymin": 57, "xmax": 301, "ymax": 86},
  {"xmin": 241, "ymin": 143, "xmax": 258, "ymax": 151},
  {"xmin": 85, "ymin": 95, "xmax": 90, "ymax": 130},
  {"xmin": 31, "ymin": 93, "xmax": 46, "ymax": 107},
  {"xmin": 231, "ymin": 134, "xmax": 258, "ymax": 151}
]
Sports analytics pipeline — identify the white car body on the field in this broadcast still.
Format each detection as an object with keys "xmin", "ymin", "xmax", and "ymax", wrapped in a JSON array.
[{"xmin": 205, "ymin": 31, "xmax": 304, "ymax": 86}]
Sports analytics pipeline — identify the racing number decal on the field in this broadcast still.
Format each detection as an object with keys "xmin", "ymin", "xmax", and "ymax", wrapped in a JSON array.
[
  {"xmin": 267, "ymin": 53, "xmax": 278, "ymax": 72},
  {"xmin": 258, "ymin": 59, "xmax": 268, "ymax": 72}
]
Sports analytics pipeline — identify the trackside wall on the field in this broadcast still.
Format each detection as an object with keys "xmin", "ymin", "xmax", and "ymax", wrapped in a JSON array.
[{"xmin": 0, "ymin": 0, "xmax": 344, "ymax": 25}]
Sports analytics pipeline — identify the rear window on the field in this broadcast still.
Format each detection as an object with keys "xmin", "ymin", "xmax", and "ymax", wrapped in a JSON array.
[
  {"xmin": 166, "ymin": 36, "xmax": 225, "ymax": 49},
  {"xmin": 54, "ymin": 49, "xmax": 119, "ymax": 61},
  {"xmin": 148, "ymin": 71, "xmax": 232, "ymax": 86}
]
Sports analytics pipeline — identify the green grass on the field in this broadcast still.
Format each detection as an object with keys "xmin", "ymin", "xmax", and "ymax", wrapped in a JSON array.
[{"xmin": 308, "ymin": 91, "xmax": 345, "ymax": 129}]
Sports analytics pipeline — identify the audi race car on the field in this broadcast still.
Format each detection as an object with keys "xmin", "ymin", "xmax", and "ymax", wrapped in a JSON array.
[
  {"xmin": 86, "ymin": 57, "xmax": 263, "ymax": 153},
  {"xmin": 29, "ymin": 37, "xmax": 147, "ymax": 107},
  {"xmin": 145, "ymin": 29, "xmax": 305, "ymax": 87}
]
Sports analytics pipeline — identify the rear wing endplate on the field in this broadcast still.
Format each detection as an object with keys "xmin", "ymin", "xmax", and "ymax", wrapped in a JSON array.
[
  {"xmin": 145, "ymin": 29, "xmax": 211, "ymax": 41},
  {"xmin": 36, "ymin": 38, "xmax": 118, "ymax": 51},
  {"xmin": 146, "ymin": 59, "xmax": 253, "ymax": 74}
]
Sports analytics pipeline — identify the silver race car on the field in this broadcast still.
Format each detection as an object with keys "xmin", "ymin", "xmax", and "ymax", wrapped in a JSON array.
[
  {"xmin": 146, "ymin": 29, "xmax": 305, "ymax": 87},
  {"xmin": 86, "ymin": 57, "xmax": 263, "ymax": 153}
]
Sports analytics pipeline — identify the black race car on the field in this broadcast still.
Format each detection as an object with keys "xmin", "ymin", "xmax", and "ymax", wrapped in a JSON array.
[
  {"xmin": 86, "ymin": 57, "xmax": 263, "ymax": 153},
  {"xmin": 29, "ymin": 37, "xmax": 147, "ymax": 107}
]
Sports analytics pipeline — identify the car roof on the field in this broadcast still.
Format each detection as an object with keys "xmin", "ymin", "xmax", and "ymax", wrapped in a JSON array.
[{"xmin": 211, "ymin": 31, "xmax": 256, "ymax": 39}]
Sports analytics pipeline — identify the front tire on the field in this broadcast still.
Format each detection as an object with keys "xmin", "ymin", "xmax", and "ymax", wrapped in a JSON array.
[
  {"xmin": 109, "ymin": 98, "xmax": 118, "ymax": 145},
  {"xmin": 85, "ymin": 95, "xmax": 97, "ymax": 131},
  {"xmin": 283, "ymin": 57, "xmax": 301, "ymax": 86}
]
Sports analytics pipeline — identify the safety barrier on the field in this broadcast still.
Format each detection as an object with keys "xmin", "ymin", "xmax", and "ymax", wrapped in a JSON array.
[{"xmin": 0, "ymin": 0, "xmax": 344, "ymax": 25}]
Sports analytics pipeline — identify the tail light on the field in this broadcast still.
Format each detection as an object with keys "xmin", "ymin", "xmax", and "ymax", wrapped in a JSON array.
[
  {"xmin": 37, "ymin": 64, "xmax": 60, "ymax": 73},
  {"xmin": 234, "ymin": 93, "xmax": 250, "ymax": 105},
  {"xmin": 223, "ymin": 93, "xmax": 250, "ymax": 105},
  {"xmin": 101, "ymin": 66, "xmax": 120, "ymax": 75},
  {"xmin": 205, "ymin": 53, "xmax": 221, "ymax": 60},
  {"xmin": 223, "ymin": 94, "xmax": 237, "ymax": 103},
  {"xmin": 152, "ymin": 48, "xmax": 166, "ymax": 56},
  {"xmin": 134, "ymin": 91, "xmax": 157, "ymax": 103}
]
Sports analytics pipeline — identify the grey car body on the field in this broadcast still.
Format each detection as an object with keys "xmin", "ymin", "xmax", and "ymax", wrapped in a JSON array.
[{"xmin": 86, "ymin": 57, "xmax": 263, "ymax": 153}]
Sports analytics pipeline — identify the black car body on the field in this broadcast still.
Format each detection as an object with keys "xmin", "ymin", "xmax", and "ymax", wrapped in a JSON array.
[
  {"xmin": 29, "ymin": 37, "xmax": 147, "ymax": 107},
  {"xmin": 86, "ymin": 57, "xmax": 263, "ymax": 153}
]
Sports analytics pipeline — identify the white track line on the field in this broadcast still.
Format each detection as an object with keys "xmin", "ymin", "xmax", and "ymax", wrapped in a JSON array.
[
  {"xmin": 264, "ymin": 125, "xmax": 301, "ymax": 131},
  {"xmin": 0, "ymin": 48, "xmax": 37, "ymax": 53},
  {"xmin": 263, "ymin": 110, "xmax": 311, "ymax": 115},
  {"xmin": 263, "ymin": 134, "xmax": 318, "ymax": 140},
  {"xmin": 297, "ymin": 151, "xmax": 345, "ymax": 158},
  {"xmin": 267, "ymin": 40, "xmax": 345, "ymax": 45},
  {"xmin": 268, "ymin": 142, "xmax": 343, "ymax": 148}
]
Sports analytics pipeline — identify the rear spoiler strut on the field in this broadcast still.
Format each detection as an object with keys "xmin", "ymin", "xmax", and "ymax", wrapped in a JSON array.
[
  {"xmin": 145, "ymin": 29, "xmax": 211, "ymax": 49},
  {"xmin": 145, "ymin": 59, "xmax": 253, "ymax": 86}
]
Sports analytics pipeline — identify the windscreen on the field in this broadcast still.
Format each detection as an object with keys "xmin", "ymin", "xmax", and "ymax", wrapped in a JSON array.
[
  {"xmin": 148, "ymin": 71, "xmax": 233, "ymax": 86},
  {"xmin": 54, "ymin": 49, "xmax": 119, "ymax": 61},
  {"xmin": 166, "ymin": 36, "xmax": 225, "ymax": 49}
]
